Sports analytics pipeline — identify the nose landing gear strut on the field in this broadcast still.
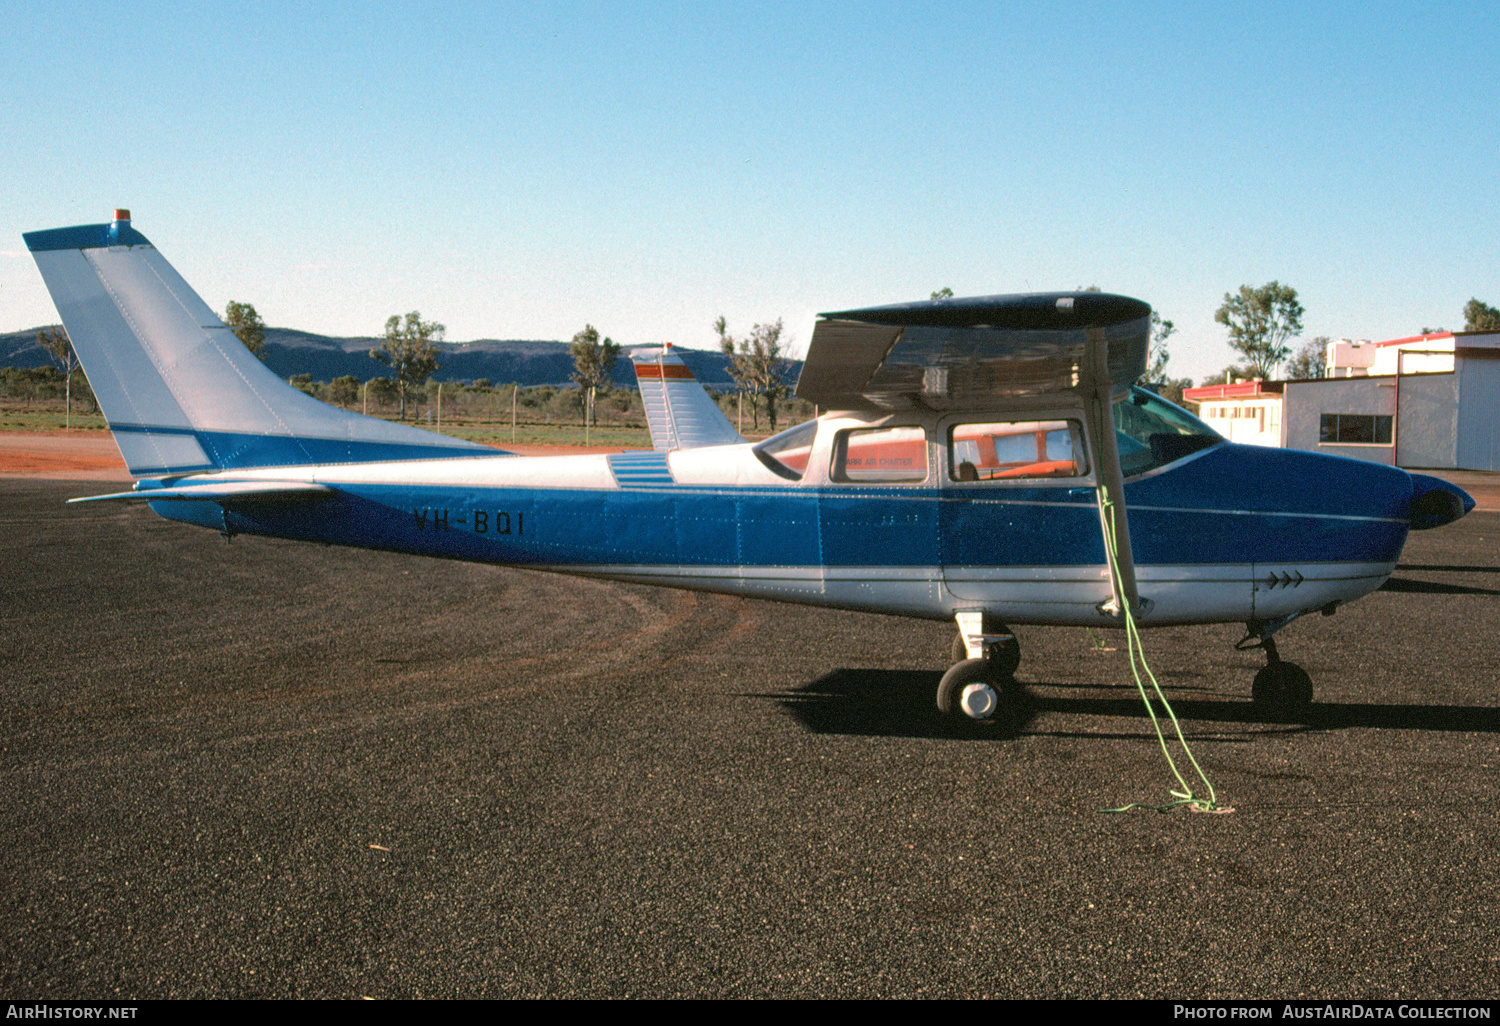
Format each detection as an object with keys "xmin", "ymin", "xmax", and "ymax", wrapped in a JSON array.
[{"xmin": 1240, "ymin": 622, "xmax": 1313, "ymax": 717}]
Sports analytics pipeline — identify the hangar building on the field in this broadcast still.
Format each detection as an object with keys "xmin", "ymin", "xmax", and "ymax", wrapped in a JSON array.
[{"xmin": 1181, "ymin": 331, "xmax": 1500, "ymax": 472}]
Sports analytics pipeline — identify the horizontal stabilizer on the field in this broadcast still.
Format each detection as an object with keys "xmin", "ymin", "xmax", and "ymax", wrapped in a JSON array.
[
  {"xmin": 68, "ymin": 480, "xmax": 333, "ymax": 504},
  {"xmin": 796, "ymin": 291, "xmax": 1151, "ymax": 411},
  {"xmin": 630, "ymin": 346, "xmax": 745, "ymax": 451},
  {"xmin": 25, "ymin": 213, "xmax": 499, "ymax": 477}
]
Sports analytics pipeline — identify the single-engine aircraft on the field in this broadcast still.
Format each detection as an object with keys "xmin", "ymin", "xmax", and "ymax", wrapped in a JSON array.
[{"xmin": 25, "ymin": 212, "xmax": 1474, "ymax": 725}]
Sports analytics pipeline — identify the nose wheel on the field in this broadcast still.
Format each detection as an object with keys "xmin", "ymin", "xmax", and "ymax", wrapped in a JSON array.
[{"xmin": 1245, "ymin": 633, "xmax": 1312, "ymax": 717}]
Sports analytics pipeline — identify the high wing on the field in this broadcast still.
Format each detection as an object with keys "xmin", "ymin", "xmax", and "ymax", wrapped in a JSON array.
[
  {"xmin": 629, "ymin": 345, "xmax": 745, "ymax": 451},
  {"xmin": 797, "ymin": 291, "xmax": 1154, "ymax": 618},
  {"xmin": 795, "ymin": 292, "xmax": 1150, "ymax": 412}
]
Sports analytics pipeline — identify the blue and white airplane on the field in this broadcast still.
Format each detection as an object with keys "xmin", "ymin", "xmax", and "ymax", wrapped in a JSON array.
[{"xmin": 25, "ymin": 212, "xmax": 1474, "ymax": 724}]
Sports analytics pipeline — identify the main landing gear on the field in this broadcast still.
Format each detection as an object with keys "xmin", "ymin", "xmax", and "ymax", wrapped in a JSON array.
[
  {"xmin": 1240, "ymin": 624, "xmax": 1313, "ymax": 717},
  {"xmin": 938, "ymin": 612, "xmax": 1024, "ymax": 728}
]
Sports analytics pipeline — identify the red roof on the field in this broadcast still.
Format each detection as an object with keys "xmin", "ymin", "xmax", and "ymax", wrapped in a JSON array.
[
  {"xmin": 1181, "ymin": 380, "xmax": 1283, "ymax": 402},
  {"xmin": 1375, "ymin": 332, "xmax": 1453, "ymax": 348}
]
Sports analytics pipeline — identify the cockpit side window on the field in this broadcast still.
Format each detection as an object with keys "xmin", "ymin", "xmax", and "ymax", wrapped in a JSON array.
[
  {"xmin": 948, "ymin": 420, "xmax": 1089, "ymax": 481},
  {"xmin": 752, "ymin": 419, "xmax": 818, "ymax": 481},
  {"xmin": 1113, "ymin": 387, "xmax": 1223, "ymax": 477}
]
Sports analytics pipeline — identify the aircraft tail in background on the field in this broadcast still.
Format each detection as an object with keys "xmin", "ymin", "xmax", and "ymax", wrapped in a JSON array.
[
  {"xmin": 23, "ymin": 211, "xmax": 495, "ymax": 478},
  {"xmin": 629, "ymin": 345, "xmax": 745, "ymax": 452}
]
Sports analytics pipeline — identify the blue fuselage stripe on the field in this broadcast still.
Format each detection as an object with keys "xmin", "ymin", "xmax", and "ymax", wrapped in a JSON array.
[{"xmin": 151, "ymin": 442, "xmax": 1414, "ymax": 572}]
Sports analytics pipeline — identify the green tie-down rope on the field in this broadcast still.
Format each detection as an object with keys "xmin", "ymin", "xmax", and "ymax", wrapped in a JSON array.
[{"xmin": 1095, "ymin": 486, "xmax": 1230, "ymax": 815}]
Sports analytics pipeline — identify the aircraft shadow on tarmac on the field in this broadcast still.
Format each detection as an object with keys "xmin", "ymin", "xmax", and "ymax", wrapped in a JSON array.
[
  {"xmin": 1380, "ymin": 575, "xmax": 1500, "ymax": 596},
  {"xmin": 1396, "ymin": 563, "xmax": 1500, "ymax": 573},
  {"xmin": 769, "ymin": 669, "xmax": 1500, "ymax": 741}
]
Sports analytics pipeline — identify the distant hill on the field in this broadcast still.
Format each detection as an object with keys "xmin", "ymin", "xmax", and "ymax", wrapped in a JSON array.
[{"xmin": 0, "ymin": 326, "xmax": 787, "ymax": 392}]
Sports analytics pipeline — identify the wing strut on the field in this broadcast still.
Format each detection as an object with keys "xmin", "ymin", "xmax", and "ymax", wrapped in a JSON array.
[{"xmin": 1082, "ymin": 327, "xmax": 1141, "ymax": 617}]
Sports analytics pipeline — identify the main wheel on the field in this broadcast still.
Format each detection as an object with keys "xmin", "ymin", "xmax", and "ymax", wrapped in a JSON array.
[
  {"xmin": 1251, "ymin": 661, "xmax": 1313, "ymax": 716},
  {"xmin": 937, "ymin": 656, "xmax": 1031, "ymax": 727},
  {"xmin": 937, "ymin": 658, "xmax": 998, "ymax": 719}
]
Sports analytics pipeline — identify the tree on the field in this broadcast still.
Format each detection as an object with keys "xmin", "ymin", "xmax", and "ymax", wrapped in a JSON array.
[
  {"xmin": 327, "ymin": 375, "xmax": 361, "ymax": 407},
  {"xmin": 568, "ymin": 324, "xmax": 620, "ymax": 426},
  {"xmin": 224, "ymin": 301, "xmax": 266, "ymax": 360},
  {"xmin": 930, "ymin": 287, "xmax": 954, "ymax": 300},
  {"xmin": 716, "ymin": 316, "xmax": 791, "ymax": 433},
  {"xmin": 1145, "ymin": 311, "xmax": 1176, "ymax": 383},
  {"xmin": 1463, "ymin": 298, "xmax": 1500, "ymax": 332},
  {"xmin": 1152, "ymin": 377, "xmax": 1194, "ymax": 406},
  {"xmin": 370, "ymin": 311, "xmax": 443, "ymax": 421},
  {"xmin": 1285, "ymin": 336, "xmax": 1329, "ymax": 380},
  {"xmin": 364, "ymin": 376, "xmax": 399, "ymax": 409},
  {"xmin": 1214, "ymin": 282, "xmax": 1304, "ymax": 380},
  {"xmin": 37, "ymin": 327, "xmax": 80, "ymax": 428}
]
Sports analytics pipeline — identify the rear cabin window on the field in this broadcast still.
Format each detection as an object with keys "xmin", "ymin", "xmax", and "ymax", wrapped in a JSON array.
[
  {"xmin": 753, "ymin": 419, "xmax": 818, "ymax": 480},
  {"xmin": 834, "ymin": 426, "xmax": 928, "ymax": 482},
  {"xmin": 949, "ymin": 420, "xmax": 1087, "ymax": 481}
]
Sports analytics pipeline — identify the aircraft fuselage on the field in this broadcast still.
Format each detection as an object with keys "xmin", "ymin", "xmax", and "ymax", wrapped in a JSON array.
[{"xmin": 145, "ymin": 407, "xmax": 1428, "ymax": 631}]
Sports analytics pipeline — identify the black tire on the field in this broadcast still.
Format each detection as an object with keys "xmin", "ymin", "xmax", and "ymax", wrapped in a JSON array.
[
  {"xmin": 1251, "ymin": 661, "xmax": 1313, "ymax": 717},
  {"xmin": 989, "ymin": 633, "xmax": 1021, "ymax": 678},
  {"xmin": 937, "ymin": 658, "xmax": 999, "ymax": 719},
  {"xmin": 936, "ymin": 659, "xmax": 1029, "ymax": 734}
]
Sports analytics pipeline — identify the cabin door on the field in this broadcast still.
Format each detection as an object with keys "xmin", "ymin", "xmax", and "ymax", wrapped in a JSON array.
[
  {"xmin": 815, "ymin": 423, "xmax": 943, "ymax": 615},
  {"xmin": 938, "ymin": 413, "xmax": 1111, "ymax": 615}
]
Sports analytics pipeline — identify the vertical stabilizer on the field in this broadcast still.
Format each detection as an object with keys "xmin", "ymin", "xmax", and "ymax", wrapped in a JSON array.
[
  {"xmin": 630, "ymin": 345, "xmax": 745, "ymax": 452},
  {"xmin": 24, "ymin": 212, "xmax": 496, "ymax": 477}
]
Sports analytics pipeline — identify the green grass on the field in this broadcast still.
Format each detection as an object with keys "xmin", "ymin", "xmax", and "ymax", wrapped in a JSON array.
[{"xmin": 0, "ymin": 408, "xmax": 110, "ymax": 432}]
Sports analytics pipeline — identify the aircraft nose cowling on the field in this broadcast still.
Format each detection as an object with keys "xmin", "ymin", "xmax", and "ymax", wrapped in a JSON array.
[{"xmin": 1408, "ymin": 473, "xmax": 1474, "ymax": 530}]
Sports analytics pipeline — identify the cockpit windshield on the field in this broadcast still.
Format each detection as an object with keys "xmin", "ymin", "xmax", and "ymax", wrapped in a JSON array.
[
  {"xmin": 1113, "ymin": 387, "xmax": 1223, "ymax": 477},
  {"xmin": 753, "ymin": 419, "xmax": 818, "ymax": 480}
]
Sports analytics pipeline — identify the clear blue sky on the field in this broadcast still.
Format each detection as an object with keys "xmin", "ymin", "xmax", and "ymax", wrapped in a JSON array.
[{"xmin": 2, "ymin": 1, "xmax": 1495, "ymax": 384}]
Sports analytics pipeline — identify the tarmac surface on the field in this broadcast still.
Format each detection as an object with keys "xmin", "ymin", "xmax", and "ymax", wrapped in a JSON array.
[{"xmin": 2, "ymin": 478, "xmax": 1497, "ymax": 999}]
